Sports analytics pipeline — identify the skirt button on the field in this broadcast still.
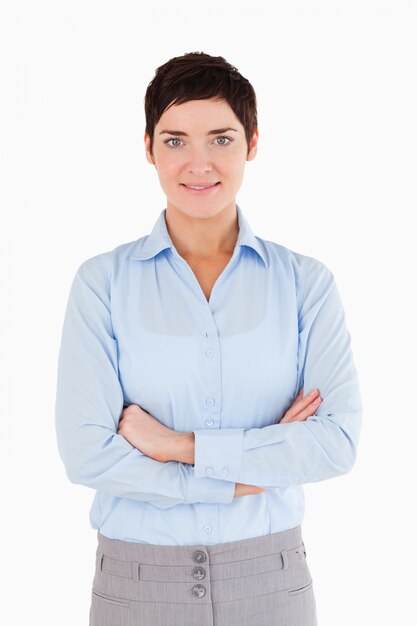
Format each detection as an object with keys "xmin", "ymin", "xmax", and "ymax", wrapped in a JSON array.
[
  {"xmin": 192, "ymin": 566, "xmax": 206, "ymax": 580},
  {"xmin": 192, "ymin": 550, "xmax": 207, "ymax": 563},
  {"xmin": 192, "ymin": 584, "xmax": 206, "ymax": 598}
]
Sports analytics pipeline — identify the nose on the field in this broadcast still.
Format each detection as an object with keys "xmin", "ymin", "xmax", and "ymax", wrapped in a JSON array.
[{"xmin": 185, "ymin": 148, "xmax": 214, "ymax": 176}]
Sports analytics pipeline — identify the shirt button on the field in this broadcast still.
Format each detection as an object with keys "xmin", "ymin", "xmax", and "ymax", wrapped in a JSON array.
[
  {"xmin": 203, "ymin": 525, "xmax": 212, "ymax": 533},
  {"xmin": 191, "ymin": 566, "xmax": 206, "ymax": 580},
  {"xmin": 205, "ymin": 418, "xmax": 214, "ymax": 427},
  {"xmin": 191, "ymin": 584, "xmax": 206, "ymax": 598},
  {"xmin": 220, "ymin": 467, "xmax": 229, "ymax": 477},
  {"xmin": 205, "ymin": 349, "xmax": 214, "ymax": 358},
  {"xmin": 192, "ymin": 550, "xmax": 207, "ymax": 563},
  {"xmin": 205, "ymin": 466, "xmax": 214, "ymax": 476},
  {"xmin": 206, "ymin": 398, "xmax": 215, "ymax": 406}
]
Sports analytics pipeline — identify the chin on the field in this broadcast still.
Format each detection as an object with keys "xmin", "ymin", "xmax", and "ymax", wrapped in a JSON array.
[{"xmin": 168, "ymin": 199, "xmax": 225, "ymax": 219}]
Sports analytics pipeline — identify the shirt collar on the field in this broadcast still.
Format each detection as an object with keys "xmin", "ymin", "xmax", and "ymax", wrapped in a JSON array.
[{"xmin": 129, "ymin": 204, "xmax": 268, "ymax": 268}]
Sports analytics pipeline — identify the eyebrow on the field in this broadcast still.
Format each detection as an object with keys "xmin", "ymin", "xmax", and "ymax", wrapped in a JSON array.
[{"xmin": 159, "ymin": 127, "xmax": 239, "ymax": 136}]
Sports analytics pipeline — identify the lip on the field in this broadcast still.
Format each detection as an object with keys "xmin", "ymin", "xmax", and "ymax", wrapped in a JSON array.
[
  {"xmin": 181, "ymin": 182, "xmax": 220, "ymax": 187},
  {"xmin": 180, "ymin": 182, "xmax": 221, "ymax": 195}
]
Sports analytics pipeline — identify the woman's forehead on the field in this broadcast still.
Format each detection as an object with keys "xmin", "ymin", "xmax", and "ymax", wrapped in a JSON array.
[{"xmin": 157, "ymin": 99, "xmax": 240, "ymax": 130}]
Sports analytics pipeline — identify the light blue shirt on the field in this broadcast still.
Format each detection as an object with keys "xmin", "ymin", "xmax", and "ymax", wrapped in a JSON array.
[{"xmin": 55, "ymin": 204, "xmax": 362, "ymax": 546}]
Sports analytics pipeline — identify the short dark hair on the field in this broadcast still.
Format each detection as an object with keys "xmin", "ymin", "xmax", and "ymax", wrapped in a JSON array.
[{"xmin": 144, "ymin": 52, "xmax": 257, "ymax": 157}]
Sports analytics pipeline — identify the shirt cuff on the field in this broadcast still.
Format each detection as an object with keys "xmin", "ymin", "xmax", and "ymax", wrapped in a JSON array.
[
  {"xmin": 192, "ymin": 428, "xmax": 245, "ymax": 483},
  {"xmin": 184, "ymin": 471, "xmax": 236, "ymax": 505}
]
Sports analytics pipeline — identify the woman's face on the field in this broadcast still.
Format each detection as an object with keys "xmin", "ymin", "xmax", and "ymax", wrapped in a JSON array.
[{"xmin": 144, "ymin": 98, "xmax": 258, "ymax": 220}]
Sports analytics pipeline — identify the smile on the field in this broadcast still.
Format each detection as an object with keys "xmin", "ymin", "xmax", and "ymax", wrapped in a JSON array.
[{"xmin": 180, "ymin": 182, "xmax": 221, "ymax": 194}]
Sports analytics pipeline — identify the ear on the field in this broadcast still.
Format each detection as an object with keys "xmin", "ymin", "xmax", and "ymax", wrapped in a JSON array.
[
  {"xmin": 247, "ymin": 128, "xmax": 259, "ymax": 162},
  {"xmin": 144, "ymin": 131, "xmax": 156, "ymax": 166}
]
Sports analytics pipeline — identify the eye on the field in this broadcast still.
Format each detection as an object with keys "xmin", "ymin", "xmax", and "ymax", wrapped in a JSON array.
[
  {"xmin": 214, "ymin": 136, "xmax": 233, "ymax": 147},
  {"xmin": 163, "ymin": 135, "xmax": 234, "ymax": 149},
  {"xmin": 164, "ymin": 138, "xmax": 183, "ymax": 149}
]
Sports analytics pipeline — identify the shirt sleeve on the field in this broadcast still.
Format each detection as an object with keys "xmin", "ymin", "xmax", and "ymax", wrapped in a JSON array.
[
  {"xmin": 192, "ymin": 255, "xmax": 362, "ymax": 488},
  {"xmin": 54, "ymin": 255, "xmax": 236, "ymax": 509}
]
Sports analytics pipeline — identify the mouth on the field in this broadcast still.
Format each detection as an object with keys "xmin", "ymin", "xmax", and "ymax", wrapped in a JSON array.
[{"xmin": 180, "ymin": 182, "xmax": 221, "ymax": 194}]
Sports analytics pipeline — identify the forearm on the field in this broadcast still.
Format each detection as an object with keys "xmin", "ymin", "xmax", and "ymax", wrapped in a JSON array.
[
  {"xmin": 192, "ymin": 415, "xmax": 360, "ymax": 488},
  {"xmin": 167, "ymin": 433, "xmax": 264, "ymax": 498}
]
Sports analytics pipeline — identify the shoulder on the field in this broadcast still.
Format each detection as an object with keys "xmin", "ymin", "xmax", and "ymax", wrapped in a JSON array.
[
  {"xmin": 258, "ymin": 236, "xmax": 334, "ymax": 285},
  {"xmin": 74, "ymin": 235, "xmax": 148, "ymax": 281},
  {"xmin": 255, "ymin": 237, "xmax": 336, "ymax": 317}
]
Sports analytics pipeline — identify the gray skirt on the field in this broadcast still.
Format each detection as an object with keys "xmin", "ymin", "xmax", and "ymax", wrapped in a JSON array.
[{"xmin": 89, "ymin": 525, "xmax": 317, "ymax": 626}]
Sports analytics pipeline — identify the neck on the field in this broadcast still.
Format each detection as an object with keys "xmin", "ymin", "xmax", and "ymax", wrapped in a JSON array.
[{"xmin": 165, "ymin": 203, "xmax": 239, "ymax": 259}]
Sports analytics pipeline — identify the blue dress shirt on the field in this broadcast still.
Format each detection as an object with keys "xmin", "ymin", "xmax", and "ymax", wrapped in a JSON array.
[{"xmin": 55, "ymin": 204, "xmax": 362, "ymax": 546}]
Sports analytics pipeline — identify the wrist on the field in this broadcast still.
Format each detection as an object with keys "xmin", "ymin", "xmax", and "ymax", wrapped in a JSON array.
[{"xmin": 172, "ymin": 432, "xmax": 195, "ymax": 465}]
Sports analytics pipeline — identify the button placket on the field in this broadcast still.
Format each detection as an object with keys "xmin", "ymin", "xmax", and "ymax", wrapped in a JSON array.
[
  {"xmin": 199, "ymin": 295, "xmax": 223, "ymax": 546},
  {"xmin": 190, "ymin": 551, "xmax": 207, "ymax": 598}
]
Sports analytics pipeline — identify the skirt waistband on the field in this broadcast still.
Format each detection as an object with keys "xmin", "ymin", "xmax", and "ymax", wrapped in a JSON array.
[{"xmin": 96, "ymin": 525, "xmax": 304, "ymax": 568}]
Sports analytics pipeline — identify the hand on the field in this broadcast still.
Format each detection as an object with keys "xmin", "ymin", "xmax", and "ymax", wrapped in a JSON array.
[
  {"xmin": 279, "ymin": 387, "xmax": 323, "ymax": 423},
  {"xmin": 117, "ymin": 404, "xmax": 179, "ymax": 463},
  {"xmin": 234, "ymin": 483, "xmax": 266, "ymax": 498},
  {"xmin": 233, "ymin": 387, "xmax": 323, "ymax": 498}
]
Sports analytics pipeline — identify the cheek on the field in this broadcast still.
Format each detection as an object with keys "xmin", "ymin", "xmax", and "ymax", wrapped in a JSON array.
[
  {"xmin": 156, "ymin": 165, "xmax": 181, "ymax": 188},
  {"xmin": 226, "ymin": 162, "xmax": 245, "ymax": 182},
  {"xmin": 221, "ymin": 150, "xmax": 246, "ymax": 170}
]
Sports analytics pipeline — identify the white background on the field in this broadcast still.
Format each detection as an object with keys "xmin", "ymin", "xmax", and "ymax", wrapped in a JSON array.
[{"xmin": 1, "ymin": 1, "xmax": 416, "ymax": 624}]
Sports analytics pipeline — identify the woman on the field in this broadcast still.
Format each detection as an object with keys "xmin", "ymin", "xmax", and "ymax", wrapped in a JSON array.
[{"xmin": 55, "ymin": 52, "xmax": 362, "ymax": 626}]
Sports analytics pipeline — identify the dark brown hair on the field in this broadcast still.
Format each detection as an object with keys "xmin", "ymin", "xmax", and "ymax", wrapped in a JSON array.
[{"xmin": 144, "ymin": 52, "xmax": 257, "ymax": 157}]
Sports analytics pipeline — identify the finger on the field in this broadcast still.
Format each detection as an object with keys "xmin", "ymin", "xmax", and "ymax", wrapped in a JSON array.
[
  {"xmin": 284, "ymin": 388, "xmax": 319, "ymax": 421},
  {"xmin": 280, "ymin": 395, "xmax": 322, "ymax": 423},
  {"xmin": 281, "ymin": 397, "xmax": 322, "ymax": 423},
  {"xmin": 287, "ymin": 389, "xmax": 303, "ymax": 414}
]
